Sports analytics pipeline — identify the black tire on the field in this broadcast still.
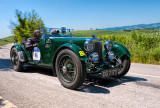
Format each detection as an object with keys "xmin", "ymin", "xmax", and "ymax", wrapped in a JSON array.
[
  {"xmin": 10, "ymin": 47, "xmax": 23, "ymax": 71},
  {"xmin": 55, "ymin": 49, "xmax": 86, "ymax": 89},
  {"xmin": 116, "ymin": 56, "xmax": 131, "ymax": 77}
]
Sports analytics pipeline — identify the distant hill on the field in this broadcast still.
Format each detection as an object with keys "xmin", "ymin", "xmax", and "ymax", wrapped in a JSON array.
[
  {"xmin": 0, "ymin": 36, "xmax": 14, "ymax": 46},
  {"xmin": 98, "ymin": 23, "xmax": 160, "ymax": 31}
]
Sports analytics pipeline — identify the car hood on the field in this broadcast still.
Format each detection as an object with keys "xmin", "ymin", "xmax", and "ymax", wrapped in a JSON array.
[
  {"xmin": 49, "ymin": 36, "xmax": 99, "ymax": 40},
  {"xmin": 49, "ymin": 37, "xmax": 101, "ymax": 43},
  {"xmin": 49, "ymin": 37, "xmax": 101, "ymax": 50}
]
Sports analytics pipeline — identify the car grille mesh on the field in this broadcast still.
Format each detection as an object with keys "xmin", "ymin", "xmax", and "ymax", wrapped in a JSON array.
[{"xmin": 94, "ymin": 41, "xmax": 103, "ymax": 63}]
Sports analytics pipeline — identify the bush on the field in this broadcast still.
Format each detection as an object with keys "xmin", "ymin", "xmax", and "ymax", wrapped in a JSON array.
[{"xmin": 11, "ymin": 10, "xmax": 44, "ymax": 43}]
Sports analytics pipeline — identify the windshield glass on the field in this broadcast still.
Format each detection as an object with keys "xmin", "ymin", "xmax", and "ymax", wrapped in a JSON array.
[{"xmin": 42, "ymin": 27, "xmax": 73, "ymax": 37}]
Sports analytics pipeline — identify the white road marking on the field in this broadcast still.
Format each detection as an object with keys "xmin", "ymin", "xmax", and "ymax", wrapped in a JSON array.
[
  {"xmin": 130, "ymin": 73, "xmax": 160, "ymax": 79},
  {"xmin": 0, "ymin": 96, "xmax": 17, "ymax": 108}
]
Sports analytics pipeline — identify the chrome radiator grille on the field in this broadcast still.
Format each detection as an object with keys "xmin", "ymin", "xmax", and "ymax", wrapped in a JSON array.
[
  {"xmin": 94, "ymin": 41, "xmax": 103, "ymax": 63},
  {"xmin": 87, "ymin": 41, "xmax": 103, "ymax": 63}
]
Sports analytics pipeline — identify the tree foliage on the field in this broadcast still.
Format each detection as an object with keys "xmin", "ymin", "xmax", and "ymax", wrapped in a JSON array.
[{"xmin": 12, "ymin": 10, "xmax": 44, "ymax": 42}]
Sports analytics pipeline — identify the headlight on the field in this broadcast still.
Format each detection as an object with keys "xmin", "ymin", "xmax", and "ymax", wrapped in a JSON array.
[
  {"xmin": 90, "ymin": 52, "xmax": 99, "ymax": 63},
  {"xmin": 84, "ymin": 40, "xmax": 95, "ymax": 52},
  {"xmin": 104, "ymin": 40, "xmax": 113, "ymax": 51},
  {"xmin": 108, "ymin": 51, "xmax": 115, "ymax": 61}
]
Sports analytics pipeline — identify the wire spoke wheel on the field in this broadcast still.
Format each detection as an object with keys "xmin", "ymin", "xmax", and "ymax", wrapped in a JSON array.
[
  {"xmin": 10, "ymin": 47, "xmax": 23, "ymax": 71},
  {"xmin": 58, "ymin": 55, "xmax": 77, "ymax": 83},
  {"xmin": 11, "ymin": 51, "xmax": 18, "ymax": 66},
  {"xmin": 115, "ymin": 56, "xmax": 131, "ymax": 77},
  {"xmin": 55, "ymin": 49, "xmax": 86, "ymax": 89}
]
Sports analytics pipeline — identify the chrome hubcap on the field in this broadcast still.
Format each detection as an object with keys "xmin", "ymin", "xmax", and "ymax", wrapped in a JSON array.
[{"xmin": 62, "ymin": 66, "xmax": 67, "ymax": 73}]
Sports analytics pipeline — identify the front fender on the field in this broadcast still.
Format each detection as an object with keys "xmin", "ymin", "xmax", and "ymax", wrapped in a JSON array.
[
  {"xmin": 112, "ymin": 43, "xmax": 131, "ymax": 58},
  {"xmin": 55, "ymin": 43, "xmax": 88, "ymax": 62}
]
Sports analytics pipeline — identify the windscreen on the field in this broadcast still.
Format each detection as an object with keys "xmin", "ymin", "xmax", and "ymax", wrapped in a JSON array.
[{"xmin": 42, "ymin": 27, "xmax": 73, "ymax": 37}]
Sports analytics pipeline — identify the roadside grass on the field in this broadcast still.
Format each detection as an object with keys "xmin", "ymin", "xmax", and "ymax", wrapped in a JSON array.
[
  {"xmin": 73, "ymin": 29, "xmax": 160, "ymax": 64},
  {"xmin": 0, "ymin": 36, "xmax": 14, "ymax": 46},
  {"xmin": 1, "ymin": 29, "xmax": 160, "ymax": 64}
]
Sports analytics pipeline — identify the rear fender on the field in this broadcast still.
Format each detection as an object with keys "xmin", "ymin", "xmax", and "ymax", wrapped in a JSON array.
[
  {"xmin": 11, "ymin": 44, "xmax": 23, "ymax": 52},
  {"xmin": 11, "ymin": 44, "xmax": 27, "ymax": 62}
]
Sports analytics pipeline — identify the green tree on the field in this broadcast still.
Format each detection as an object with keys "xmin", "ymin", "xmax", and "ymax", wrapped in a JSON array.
[{"xmin": 11, "ymin": 10, "xmax": 44, "ymax": 43}]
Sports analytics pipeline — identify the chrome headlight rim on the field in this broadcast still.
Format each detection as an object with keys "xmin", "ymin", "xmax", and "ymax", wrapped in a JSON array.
[
  {"xmin": 104, "ymin": 40, "xmax": 113, "ymax": 51},
  {"xmin": 90, "ymin": 52, "xmax": 99, "ymax": 63},
  {"xmin": 84, "ymin": 40, "xmax": 95, "ymax": 52}
]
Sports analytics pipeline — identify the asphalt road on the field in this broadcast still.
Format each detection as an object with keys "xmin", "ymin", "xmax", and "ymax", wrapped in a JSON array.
[{"xmin": 0, "ymin": 44, "xmax": 160, "ymax": 108}]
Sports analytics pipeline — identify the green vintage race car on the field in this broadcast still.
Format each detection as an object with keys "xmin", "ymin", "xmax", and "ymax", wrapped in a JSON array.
[{"xmin": 10, "ymin": 27, "xmax": 131, "ymax": 89}]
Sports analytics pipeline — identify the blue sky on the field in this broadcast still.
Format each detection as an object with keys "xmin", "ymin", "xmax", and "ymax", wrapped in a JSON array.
[{"xmin": 0, "ymin": 0, "xmax": 160, "ymax": 38}]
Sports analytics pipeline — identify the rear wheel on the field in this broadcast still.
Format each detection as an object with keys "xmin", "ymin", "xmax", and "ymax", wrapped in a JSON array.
[
  {"xmin": 10, "ymin": 47, "xmax": 23, "ymax": 71},
  {"xmin": 55, "ymin": 49, "xmax": 86, "ymax": 89}
]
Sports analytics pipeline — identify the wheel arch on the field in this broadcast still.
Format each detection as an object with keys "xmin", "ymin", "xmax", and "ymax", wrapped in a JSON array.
[
  {"xmin": 52, "ymin": 43, "xmax": 88, "ymax": 72},
  {"xmin": 10, "ymin": 44, "xmax": 23, "ymax": 57},
  {"xmin": 11, "ymin": 44, "xmax": 23, "ymax": 51},
  {"xmin": 10, "ymin": 44, "xmax": 27, "ymax": 62},
  {"xmin": 112, "ymin": 43, "xmax": 131, "ymax": 58}
]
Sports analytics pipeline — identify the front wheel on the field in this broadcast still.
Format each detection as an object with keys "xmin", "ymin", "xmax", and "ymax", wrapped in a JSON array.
[
  {"xmin": 55, "ymin": 49, "xmax": 86, "ymax": 89},
  {"xmin": 10, "ymin": 47, "xmax": 23, "ymax": 71},
  {"xmin": 116, "ymin": 56, "xmax": 131, "ymax": 77}
]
